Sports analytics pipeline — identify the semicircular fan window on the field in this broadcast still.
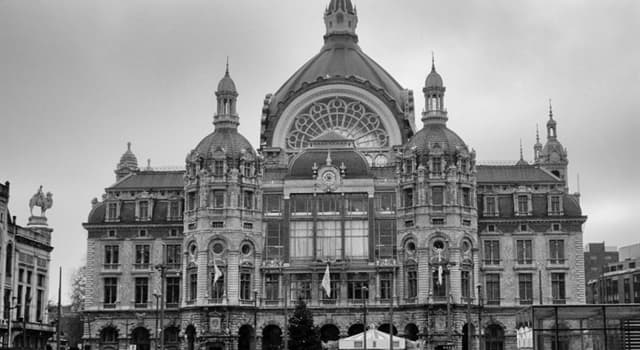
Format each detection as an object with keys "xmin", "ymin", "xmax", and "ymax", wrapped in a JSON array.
[{"xmin": 286, "ymin": 96, "xmax": 389, "ymax": 149}]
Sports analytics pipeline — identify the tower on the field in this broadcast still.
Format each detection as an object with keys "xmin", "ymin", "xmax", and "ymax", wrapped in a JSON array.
[
  {"xmin": 538, "ymin": 101, "xmax": 568, "ymax": 183},
  {"xmin": 114, "ymin": 142, "xmax": 139, "ymax": 181}
]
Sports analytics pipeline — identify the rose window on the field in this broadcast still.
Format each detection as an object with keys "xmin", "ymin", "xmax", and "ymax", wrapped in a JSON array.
[{"xmin": 286, "ymin": 97, "xmax": 389, "ymax": 149}]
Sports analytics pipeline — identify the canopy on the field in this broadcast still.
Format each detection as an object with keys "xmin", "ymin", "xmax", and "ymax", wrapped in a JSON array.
[{"xmin": 338, "ymin": 329, "xmax": 415, "ymax": 350}]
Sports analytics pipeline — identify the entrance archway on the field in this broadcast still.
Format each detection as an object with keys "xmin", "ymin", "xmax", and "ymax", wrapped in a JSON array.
[
  {"xmin": 131, "ymin": 327, "xmax": 151, "ymax": 350},
  {"xmin": 404, "ymin": 323, "xmax": 419, "ymax": 341},
  {"xmin": 320, "ymin": 324, "xmax": 340, "ymax": 342},
  {"xmin": 262, "ymin": 325, "xmax": 282, "ymax": 350},
  {"xmin": 462, "ymin": 323, "xmax": 475, "ymax": 350},
  {"xmin": 348, "ymin": 324, "xmax": 364, "ymax": 336},
  {"xmin": 239, "ymin": 325, "xmax": 255, "ymax": 350},
  {"xmin": 377, "ymin": 324, "xmax": 398, "ymax": 336}
]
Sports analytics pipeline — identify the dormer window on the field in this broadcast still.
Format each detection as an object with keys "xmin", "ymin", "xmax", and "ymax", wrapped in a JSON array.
[
  {"xmin": 136, "ymin": 200, "xmax": 151, "ymax": 221},
  {"xmin": 213, "ymin": 161, "xmax": 224, "ymax": 177},
  {"xmin": 168, "ymin": 200, "xmax": 182, "ymax": 220},
  {"xmin": 549, "ymin": 195, "xmax": 563, "ymax": 215},
  {"xmin": 484, "ymin": 196, "xmax": 498, "ymax": 216},
  {"xmin": 106, "ymin": 202, "xmax": 120, "ymax": 222},
  {"xmin": 515, "ymin": 194, "xmax": 532, "ymax": 216}
]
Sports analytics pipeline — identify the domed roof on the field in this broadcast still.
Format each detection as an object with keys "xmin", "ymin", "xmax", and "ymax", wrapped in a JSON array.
[
  {"xmin": 118, "ymin": 142, "xmax": 138, "ymax": 169},
  {"xmin": 327, "ymin": 0, "xmax": 354, "ymax": 13},
  {"xmin": 425, "ymin": 68, "xmax": 443, "ymax": 88},
  {"xmin": 269, "ymin": 36, "xmax": 406, "ymax": 113},
  {"xmin": 217, "ymin": 69, "xmax": 237, "ymax": 93},
  {"xmin": 194, "ymin": 128, "xmax": 255, "ymax": 160},
  {"xmin": 406, "ymin": 124, "xmax": 467, "ymax": 154},
  {"xmin": 541, "ymin": 139, "xmax": 566, "ymax": 160}
]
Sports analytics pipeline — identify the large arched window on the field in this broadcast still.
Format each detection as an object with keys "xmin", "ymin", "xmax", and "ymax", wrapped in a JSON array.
[
  {"xmin": 100, "ymin": 327, "xmax": 118, "ymax": 343},
  {"xmin": 485, "ymin": 324, "xmax": 504, "ymax": 350}
]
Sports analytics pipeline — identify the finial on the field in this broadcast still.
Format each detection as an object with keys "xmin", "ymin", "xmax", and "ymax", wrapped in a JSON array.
[
  {"xmin": 548, "ymin": 98, "xmax": 553, "ymax": 119},
  {"xmin": 225, "ymin": 56, "xmax": 229, "ymax": 75},
  {"xmin": 536, "ymin": 124, "xmax": 540, "ymax": 143},
  {"xmin": 147, "ymin": 159, "xmax": 151, "ymax": 169},
  {"xmin": 519, "ymin": 139, "xmax": 524, "ymax": 160},
  {"xmin": 127, "ymin": 142, "xmax": 131, "ymax": 151},
  {"xmin": 431, "ymin": 51, "xmax": 436, "ymax": 71}
]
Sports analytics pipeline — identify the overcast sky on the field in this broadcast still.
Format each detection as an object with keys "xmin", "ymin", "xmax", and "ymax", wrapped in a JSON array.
[{"xmin": 1, "ymin": 0, "xmax": 639, "ymax": 302}]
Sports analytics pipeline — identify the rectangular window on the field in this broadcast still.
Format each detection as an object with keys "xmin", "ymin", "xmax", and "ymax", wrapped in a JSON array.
[
  {"xmin": 519, "ymin": 274, "xmax": 533, "ymax": 305},
  {"xmin": 36, "ymin": 289, "xmax": 43, "ymax": 322},
  {"xmin": 107, "ymin": 202, "xmax": 118, "ymax": 220},
  {"xmin": 166, "ymin": 277, "xmax": 180, "ymax": 305},
  {"xmin": 134, "ymin": 277, "xmax": 149, "ymax": 306},
  {"xmin": 210, "ymin": 268, "xmax": 225, "ymax": 301},
  {"xmin": 550, "ymin": 196, "xmax": 561, "ymax": 214},
  {"xmin": 633, "ymin": 274, "xmax": 640, "ymax": 303},
  {"xmin": 266, "ymin": 222, "xmax": 283, "ymax": 259},
  {"xmin": 485, "ymin": 196, "xmax": 497, "ymax": 216},
  {"xmin": 403, "ymin": 189, "xmax": 413, "ymax": 207},
  {"xmin": 549, "ymin": 240, "xmax": 565, "ymax": 264},
  {"xmin": 375, "ymin": 220, "xmax": 395, "ymax": 259},
  {"xmin": 406, "ymin": 265, "xmax": 418, "ymax": 299},
  {"xmin": 291, "ymin": 195, "xmax": 313, "ymax": 215},
  {"xmin": 318, "ymin": 194, "xmax": 340, "ymax": 215},
  {"xmin": 290, "ymin": 221, "xmax": 314, "ymax": 258},
  {"xmin": 484, "ymin": 240, "xmax": 500, "ymax": 265},
  {"xmin": 344, "ymin": 220, "xmax": 369, "ymax": 258},
  {"xmin": 240, "ymin": 270, "xmax": 252, "ymax": 301},
  {"xmin": 264, "ymin": 194, "xmax": 283, "ymax": 215},
  {"xmin": 189, "ymin": 272, "xmax": 197, "ymax": 301},
  {"xmin": 462, "ymin": 188, "xmax": 471, "ymax": 207},
  {"xmin": 213, "ymin": 160, "xmax": 224, "ymax": 176},
  {"xmin": 319, "ymin": 273, "xmax": 340, "ymax": 301},
  {"xmin": 187, "ymin": 192, "xmax": 196, "ymax": 211},
  {"xmin": 346, "ymin": 194, "xmax": 367, "ymax": 215},
  {"xmin": 37, "ymin": 274, "xmax": 45, "ymax": 288},
  {"xmin": 486, "ymin": 274, "xmax": 501, "ymax": 305},
  {"xmin": 265, "ymin": 274, "xmax": 280, "ymax": 301},
  {"xmin": 611, "ymin": 279, "xmax": 619, "ymax": 303},
  {"xmin": 316, "ymin": 221, "xmax": 342, "ymax": 259},
  {"xmin": 461, "ymin": 270, "xmax": 471, "ymax": 300},
  {"xmin": 16, "ymin": 285, "xmax": 22, "ymax": 319},
  {"xmin": 516, "ymin": 240, "xmax": 533, "ymax": 264},
  {"xmin": 552, "ymin": 273, "xmax": 566, "ymax": 304},
  {"xmin": 432, "ymin": 157, "xmax": 441, "ymax": 173},
  {"xmin": 139, "ymin": 201, "xmax": 149, "ymax": 220},
  {"xmin": 379, "ymin": 272, "xmax": 393, "ymax": 300},
  {"xmin": 104, "ymin": 245, "xmax": 119, "ymax": 267},
  {"xmin": 165, "ymin": 244, "xmax": 182, "ymax": 268},
  {"xmin": 168, "ymin": 200, "xmax": 181, "ymax": 219},
  {"xmin": 103, "ymin": 277, "xmax": 117, "ymax": 305},
  {"xmin": 624, "ymin": 278, "xmax": 631, "ymax": 303},
  {"xmin": 518, "ymin": 195, "xmax": 529, "ymax": 214},
  {"xmin": 243, "ymin": 191, "xmax": 254, "ymax": 210},
  {"xmin": 25, "ymin": 286, "xmax": 31, "ymax": 322},
  {"xmin": 375, "ymin": 192, "xmax": 395, "ymax": 213},
  {"xmin": 210, "ymin": 190, "xmax": 225, "ymax": 209},
  {"xmin": 291, "ymin": 274, "xmax": 312, "ymax": 301},
  {"xmin": 135, "ymin": 245, "xmax": 150, "ymax": 268},
  {"xmin": 347, "ymin": 273, "xmax": 369, "ymax": 300},
  {"xmin": 432, "ymin": 187, "xmax": 444, "ymax": 206}
]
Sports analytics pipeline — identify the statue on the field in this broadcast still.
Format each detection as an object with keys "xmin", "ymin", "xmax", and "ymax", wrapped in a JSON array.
[{"xmin": 29, "ymin": 185, "xmax": 53, "ymax": 217}]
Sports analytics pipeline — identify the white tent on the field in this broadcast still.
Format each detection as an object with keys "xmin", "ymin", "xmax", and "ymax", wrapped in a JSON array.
[{"xmin": 338, "ymin": 329, "xmax": 415, "ymax": 350}]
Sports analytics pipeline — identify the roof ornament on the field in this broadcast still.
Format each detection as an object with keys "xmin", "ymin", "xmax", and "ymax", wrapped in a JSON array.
[
  {"xmin": 326, "ymin": 149, "xmax": 333, "ymax": 166},
  {"xmin": 431, "ymin": 51, "xmax": 436, "ymax": 72},
  {"xmin": 28, "ymin": 185, "xmax": 53, "ymax": 221},
  {"xmin": 520, "ymin": 139, "xmax": 524, "ymax": 161},
  {"xmin": 548, "ymin": 98, "xmax": 553, "ymax": 120},
  {"xmin": 536, "ymin": 124, "xmax": 540, "ymax": 143},
  {"xmin": 225, "ymin": 56, "xmax": 230, "ymax": 75}
]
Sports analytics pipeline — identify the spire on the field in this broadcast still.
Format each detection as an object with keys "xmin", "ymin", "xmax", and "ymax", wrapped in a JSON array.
[
  {"xmin": 536, "ymin": 124, "xmax": 540, "ymax": 144},
  {"xmin": 214, "ymin": 63, "xmax": 240, "ymax": 129},
  {"xmin": 225, "ymin": 56, "xmax": 229, "ymax": 75},
  {"xmin": 431, "ymin": 51, "xmax": 436, "ymax": 72},
  {"xmin": 520, "ymin": 139, "xmax": 524, "ymax": 160},
  {"xmin": 546, "ymin": 98, "xmax": 557, "ymax": 139},
  {"xmin": 516, "ymin": 139, "xmax": 528, "ymax": 166},
  {"xmin": 324, "ymin": 0, "xmax": 358, "ymax": 41},
  {"xmin": 534, "ymin": 124, "xmax": 543, "ymax": 163}
]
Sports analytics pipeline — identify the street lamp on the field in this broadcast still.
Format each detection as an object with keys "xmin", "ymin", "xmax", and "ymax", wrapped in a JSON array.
[
  {"xmin": 253, "ymin": 289, "xmax": 259, "ymax": 350},
  {"xmin": 362, "ymin": 285, "xmax": 368, "ymax": 350},
  {"xmin": 477, "ymin": 285, "xmax": 484, "ymax": 350},
  {"xmin": 153, "ymin": 293, "xmax": 161, "ymax": 350}
]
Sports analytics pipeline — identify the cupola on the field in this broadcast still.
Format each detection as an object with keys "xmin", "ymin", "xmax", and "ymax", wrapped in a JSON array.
[
  {"xmin": 324, "ymin": 0, "xmax": 358, "ymax": 41},
  {"xmin": 115, "ymin": 142, "xmax": 139, "ymax": 181}
]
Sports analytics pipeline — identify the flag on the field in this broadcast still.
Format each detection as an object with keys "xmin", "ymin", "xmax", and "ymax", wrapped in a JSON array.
[
  {"xmin": 321, "ymin": 264, "xmax": 331, "ymax": 297},
  {"xmin": 213, "ymin": 259, "xmax": 223, "ymax": 285}
]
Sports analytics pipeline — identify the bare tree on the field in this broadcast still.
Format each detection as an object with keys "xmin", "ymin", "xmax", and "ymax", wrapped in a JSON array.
[{"xmin": 70, "ymin": 264, "xmax": 86, "ymax": 312}]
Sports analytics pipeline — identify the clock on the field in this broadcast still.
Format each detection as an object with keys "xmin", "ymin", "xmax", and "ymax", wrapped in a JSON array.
[{"xmin": 322, "ymin": 169, "xmax": 337, "ymax": 185}]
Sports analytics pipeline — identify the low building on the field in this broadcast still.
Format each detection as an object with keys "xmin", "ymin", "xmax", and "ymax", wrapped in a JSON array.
[
  {"xmin": 584, "ymin": 242, "xmax": 619, "ymax": 303},
  {"xmin": 587, "ymin": 257, "xmax": 640, "ymax": 304}
]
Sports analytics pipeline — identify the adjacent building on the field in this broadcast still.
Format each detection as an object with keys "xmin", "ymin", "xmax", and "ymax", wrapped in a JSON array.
[
  {"xmin": 0, "ymin": 181, "xmax": 55, "ymax": 349},
  {"xmin": 586, "ymin": 257, "xmax": 640, "ymax": 304},
  {"xmin": 584, "ymin": 242, "xmax": 619, "ymax": 303},
  {"xmin": 82, "ymin": 1, "xmax": 587, "ymax": 350}
]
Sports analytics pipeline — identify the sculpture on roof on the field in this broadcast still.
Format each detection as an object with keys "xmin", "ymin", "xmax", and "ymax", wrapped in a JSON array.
[{"xmin": 29, "ymin": 185, "xmax": 53, "ymax": 217}]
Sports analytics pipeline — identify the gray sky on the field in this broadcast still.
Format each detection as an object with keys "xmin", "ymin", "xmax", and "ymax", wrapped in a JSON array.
[{"xmin": 1, "ymin": 0, "xmax": 639, "ymax": 302}]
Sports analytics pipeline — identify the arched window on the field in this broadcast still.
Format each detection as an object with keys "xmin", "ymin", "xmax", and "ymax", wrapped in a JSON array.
[
  {"xmin": 485, "ymin": 324, "xmax": 504, "ymax": 350},
  {"xmin": 262, "ymin": 325, "xmax": 282, "ymax": 350},
  {"xmin": 100, "ymin": 327, "xmax": 118, "ymax": 343}
]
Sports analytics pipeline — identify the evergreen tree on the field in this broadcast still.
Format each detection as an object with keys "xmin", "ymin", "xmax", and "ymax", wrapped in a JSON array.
[{"xmin": 288, "ymin": 298, "xmax": 321, "ymax": 350}]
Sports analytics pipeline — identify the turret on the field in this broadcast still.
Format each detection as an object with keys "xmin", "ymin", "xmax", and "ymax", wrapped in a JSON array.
[
  {"xmin": 115, "ymin": 142, "xmax": 139, "ymax": 181},
  {"xmin": 421, "ymin": 55, "xmax": 448, "ymax": 126},
  {"xmin": 324, "ymin": 0, "xmax": 358, "ymax": 41},
  {"xmin": 538, "ymin": 101, "xmax": 568, "ymax": 183}
]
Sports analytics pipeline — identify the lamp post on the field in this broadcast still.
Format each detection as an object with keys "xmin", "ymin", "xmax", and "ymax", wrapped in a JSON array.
[
  {"xmin": 477, "ymin": 285, "xmax": 484, "ymax": 350},
  {"xmin": 253, "ymin": 289, "xmax": 259, "ymax": 350},
  {"xmin": 153, "ymin": 293, "xmax": 161, "ymax": 350},
  {"xmin": 155, "ymin": 264, "xmax": 167, "ymax": 350},
  {"xmin": 362, "ymin": 285, "xmax": 368, "ymax": 350}
]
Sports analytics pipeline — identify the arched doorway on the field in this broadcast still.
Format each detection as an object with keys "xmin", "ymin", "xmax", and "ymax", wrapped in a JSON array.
[
  {"xmin": 238, "ymin": 325, "xmax": 255, "ymax": 350},
  {"xmin": 262, "ymin": 325, "xmax": 282, "ymax": 350},
  {"xmin": 100, "ymin": 326, "xmax": 119, "ymax": 350},
  {"xmin": 320, "ymin": 324, "xmax": 340, "ymax": 350},
  {"xmin": 348, "ymin": 324, "xmax": 364, "ymax": 336},
  {"xmin": 462, "ymin": 323, "xmax": 475, "ymax": 350},
  {"xmin": 404, "ymin": 323, "xmax": 419, "ymax": 341},
  {"xmin": 377, "ymin": 324, "xmax": 398, "ymax": 336},
  {"xmin": 131, "ymin": 327, "xmax": 151, "ymax": 350},
  {"xmin": 485, "ymin": 324, "xmax": 504, "ymax": 350},
  {"xmin": 186, "ymin": 325, "xmax": 196, "ymax": 350},
  {"xmin": 164, "ymin": 326, "xmax": 180, "ymax": 350}
]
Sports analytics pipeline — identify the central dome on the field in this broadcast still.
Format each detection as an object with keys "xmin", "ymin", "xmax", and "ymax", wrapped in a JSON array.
[{"xmin": 406, "ymin": 124, "xmax": 467, "ymax": 155}]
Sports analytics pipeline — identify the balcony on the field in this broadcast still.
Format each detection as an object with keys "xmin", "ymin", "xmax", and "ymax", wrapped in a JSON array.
[
  {"xmin": 102, "ymin": 263, "xmax": 120, "ymax": 271},
  {"xmin": 133, "ymin": 263, "xmax": 150, "ymax": 270},
  {"xmin": 134, "ymin": 302, "xmax": 149, "ymax": 309},
  {"xmin": 103, "ymin": 303, "xmax": 116, "ymax": 309}
]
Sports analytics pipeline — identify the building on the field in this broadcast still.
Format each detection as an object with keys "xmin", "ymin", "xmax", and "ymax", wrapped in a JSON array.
[
  {"xmin": 584, "ymin": 242, "xmax": 619, "ymax": 303},
  {"xmin": 620, "ymin": 243, "xmax": 640, "ymax": 261},
  {"xmin": 81, "ymin": 1, "xmax": 587, "ymax": 350},
  {"xmin": 586, "ymin": 257, "xmax": 640, "ymax": 304},
  {"xmin": 0, "ymin": 181, "xmax": 55, "ymax": 349}
]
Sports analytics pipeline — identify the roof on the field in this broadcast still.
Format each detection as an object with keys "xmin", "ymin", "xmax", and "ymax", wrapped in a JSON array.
[
  {"xmin": 477, "ymin": 165, "xmax": 561, "ymax": 184},
  {"xmin": 217, "ymin": 69, "xmax": 237, "ymax": 93},
  {"xmin": 194, "ymin": 128, "xmax": 256, "ymax": 160},
  {"xmin": 108, "ymin": 171, "xmax": 184, "ymax": 190},
  {"xmin": 406, "ymin": 123, "xmax": 467, "ymax": 154}
]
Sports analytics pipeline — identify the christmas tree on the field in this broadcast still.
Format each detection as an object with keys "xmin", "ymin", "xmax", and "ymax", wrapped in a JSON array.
[{"xmin": 288, "ymin": 298, "xmax": 322, "ymax": 350}]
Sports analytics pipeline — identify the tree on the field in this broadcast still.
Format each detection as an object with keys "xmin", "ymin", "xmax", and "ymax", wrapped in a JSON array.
[
  {"xmin": 288, "ymin": 298, "xmax": 321, "ymax": 350},
  {"xmin": 70, "ymin": 265, "xmax": 86, "ymax": 312}
]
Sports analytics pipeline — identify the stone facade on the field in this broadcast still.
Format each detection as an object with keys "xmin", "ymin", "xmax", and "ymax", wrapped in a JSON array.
[{"xmin": 81, "ymin": 1, "xmax": 587, "ymax": 350}]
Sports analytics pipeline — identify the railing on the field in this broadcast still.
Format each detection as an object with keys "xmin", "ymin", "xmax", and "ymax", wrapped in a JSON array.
[
  {"xmin": 134, "ymin": 263, "xmax": 150, "ymax": 270},
  {"xmin": 103, "ymin": 263, "xmax": 120, "ymax": 270}
]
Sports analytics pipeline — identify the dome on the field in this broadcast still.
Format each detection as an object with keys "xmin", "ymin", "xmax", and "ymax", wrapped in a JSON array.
[
  {"xmin": 406, "ymin": 124, "xmax": 467, "ymax": 155},
  {"xmin": 289, "ymin": 149, "xmax": 370, "ymax": 179},
  {"xmin": 425, "ymin": 68, "xmax": 443, "ymax": 88},
  {"xmin": 217, "ymin": 70, "xmax": 237, "ymax": 93},
  {"xmin": 269, "ymin": 36, "xmax": 406, "ymax": 114},
  {"xmin": 541, "ymin": 140, "xmax": 566, "ymax": 161},
  {"xmin": 194, "ymin": 128, "xmax": 255, "ymax": 160},
  {"xmin": 118, "ymin": 142, "xmax": 138, "ymax": 169}
]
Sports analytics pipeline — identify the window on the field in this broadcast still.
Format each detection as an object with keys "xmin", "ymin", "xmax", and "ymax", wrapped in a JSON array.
[
  {"xmin": 485, "ymin": 325, "xmax": 504, "ymax": 350},
  {"xmin": 168, "ymin": 200, "xmax": 181, "ymax": 219},
  {"xmin": 552, "ymin": 223, "xmax": 561, "ymax": 231},
  {"xmin": 432, "ymin": 157, "xmax": 442, "ymax": 173},
  {"xmin": 210, "ymin": 190, "xmax": 225, "ymax": 209},
  {"xmin": 549, "ymin": 240, "xmax": 565, "ymax": 264},
  {"xmin": 520, "ymin": 224, "xmax": 528, "ymax": 232},
  {"xmin": 265, "ymin": 274, "xmax": 280, "ymax": 301},
  {"xmin": 264, "ymin": 194, "xmax": 282, "ymax": 215},
  {"xmin": 134, "ymin": 277, "xmax": 149, "ymax": 306},
  {"xmin": 519, "ymin": 274, "xmax": 533, "ymax": 305},
  {"xmin": 104, "ymin": 245, "xmax": 119, "ymax": 268},
  {"xmin": 624, "ymin": 278, "xmax": 631, "ymax": 303},
  {"xmin": 485, "ymin": 196, "xmax": 497, "ymax": 216},
  {"xmin": 462, "ymin": 188, "xmax": 471, "ymax": 207},
  {"xmin": 243, "ymin": 222, "xmax": 253, "ymax": 229},
  {"xmin": 187, "ymin": 192, "xmax": 197, "ymax": 211},
  {"xmin": 36, "ymin": 289, "xmax": 43, "ymax": 322},
  {"xmin": 432, "ymin": 187, "xmax": 443, "ymax": 205},
  {"xmin": 379, "ymin": 272, "xmax": 393, "ymax": 300},
  {"xmin": 517, "ymin": 195, "xmax": 529, "ymax": 214},
  {"xmin": 375, "ymin": 192, "xmax": 395, "ymax": 213},
  {"xmin": 347, "ymin": 273, "xmax": 369, "ymax": 300},
  {"xmin": 431, "ymin": 218, "xmax": 445, "ymax": 225},
  {"xmin": 633, "ymin": 275, "xmax": 640, "ymax": 303},
  {"xmin": 552, "ymin": 273, "xmax": 566, "ymax": 304},
  {"xmin": 484, "ymin": 240, "xmax": 500, "ymax": 265},
  {"xmin": 107, "ymin": 229, "xmax": 117, "ymax": 237},
  {"xmin": 432, "ymin": 270, "xmax": 447, "ymax": 298},
  {"xmin": 291, "ymin": 274, "xmax": 312, "ymax": 301},
  {"xmin": 516, "ymin": 240, "xmax": 533, "ymax": 264},
  {"xmin": 344, "ymin": 220, "xmax": 368, "ymax": 258},
  {"xmin": 375, "ymin": 220, "xmax": 395, "ymax": 259},
  {"xmin": 316, "ymin": 221, "xmax": 341, "ymax": 259},
  {"xmin": 243, "ymin": 191, "xmax": 254, "ymax": 210},
  {"xmin": 135, "ymin": 245, "xmax": 150, "ymax": 268},
  {"xmin": 320, "ymin": 273, "xmax": 340, "ymax": 301},
  {"xmin": 346, "ymin": 194, "xmax": 367, "ymax": 215},
  {"xmin": 138, "ymin": 229, "xmax": 148, "ymax": 237},
  {"xmin": 210, "ymin": 267, "xmax": 225, "ymax": 301},
  {"xmin": 266, "ymin": 222, "xmax": 283, "ymax": 259},
  {"xmin": 240, "ymin": 270, "xmax": 252, "ymax": 301},
  {"xmin": 169, "ymin": 228, "xmax": 179, "ymax": 237},
  {"xmin": 188, "ymin": 271, "xmax": 197, "ymax": 301},
  {"xmin": 166, "ymin": 277, "xmax": 180, "ymax": 305},
  {"xmin": 37, "ymin": 274, "xmax": 45, "ymax": 288},
  {"xmin": 290, "ymin": 221, "xmax": 313, "ymax": 258},
  {"xmin": 165, "ymin": 244, "xmax": 181, "ymax": 268},
  {"xmin": 611, "ymin": 279, "xmax": 619, "ymax": 303},
  {"xmin": 213, "ymin": 160, "xmax": 224, "ymax": 176},
  {"xmin": 486, "ymin": 274, "xmax": 501, "ymax": 305},
  {"xmin": 487, "ymin": 224, "xmax": 496, "ymax": 232},
  {"xmin": 291, "ymin": 195, "xmax": 313, "ymax": 215},
  {"xmin": 243, "ymin": 163, "xmax": 252, "ymax": 177},
  {"xmin": 101, "ymin": 327, "xmax": 118, "ymax": 343},
  {"xmin": 402, "ymin": 188, "xmax": 413, "ymax": 207},
  {"xmin": 139, "ymin": 201, "xmax": 150, "ymax": 220},
  {"xmin": 461, "ymin": 270, "xmax": 471, "ymax": 300},
  {"xmin": 550, "ymin": 196, "xmax": 561, "ymax": 214},
  {"xmin": 211, "ymin": 221, "xmax": 224, "ymax": 228},
  {"xmin": 103, "ymin": 277, "xmax": 117, "ymax": 305},
  {"xmin": 318, "ymin": 194, "xmax": 340, "ymax": 215},
  {"xmin": 406, "ymin": 264, "xmax": 417, "ymax": 299},
  {"xmin": 107, "ymin": 202, "xmax": 118, "ymax": 220}
]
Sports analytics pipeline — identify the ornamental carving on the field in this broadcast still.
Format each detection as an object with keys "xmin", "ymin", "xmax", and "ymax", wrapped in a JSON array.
[{"xmin": 286, "ymin": 97, "xmax": 389, "ymax": 149}]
